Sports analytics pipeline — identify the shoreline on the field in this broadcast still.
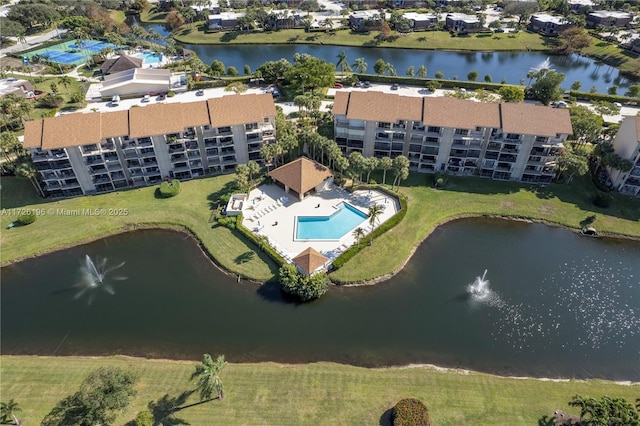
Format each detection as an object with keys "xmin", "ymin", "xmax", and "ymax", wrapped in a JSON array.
[{"xmin": 2, "ymin": 354, "xmax": 638, "ymax": 384}]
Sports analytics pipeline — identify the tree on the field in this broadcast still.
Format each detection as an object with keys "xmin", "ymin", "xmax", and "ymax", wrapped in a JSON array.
[
  {"xmin": 256, "ymin": 58, "xmax": 292, "ymax": 83},
  {"xmin": 211, "ymin": 60, "xmax": 226, "ymax": 78},
  {"xmin": 374, "ymin": 58, "xmax": 386, "ymax": 75},
  {"xmin": 348, "ymin": 151, "xmax": 366, "ymax": 183},
  {"xmin": 235, "ymin": 164, "xmax": 250, "ymax": 191},
  {"xmin": 244, "ymin": 64, "xmax": 252, "ymax": 75},
  {"xmin": 7, "ymin": 3, "xmax": 60, "ymax": 31},
  {"xmin": 557, "ymin": 145, "xmax": 588, "ymax": 183},
  {"xmin": 434, "ymin": 71, "xmax": 444, "ymax": 79},
  {"xmin": 608, "ymin": 85, "xmax": 618, "ymax": 95},
  {"xmin": 225, "ymin": 82, "xmax": 248, "ymax": 94},
  {"xmin": 15, "ymin": 160, "xmax": 44, "ymax": 197},
  {"xmin": 530, "ymin": 69, "xmax": 565, "ymax": 105},
  {"xmin": 378, "ymin": 21, "xmax": 392, "ymax": 41},
  {"xmin": 417, "ymin": 65, "xmax": 427, "ymax": 77},
  {"xmin": 299, "ymin": 0, "xmax": 320, "ymax": 12},
  {"xmin": 364, "ymin": 156, "xmax": 379, "ymax": 183},
  {"xmin": 0, "ymin": 131, "xmax": 23, "ymax": 163},
  {"xmin": 336, "ymin": 49, "xmax": 351, "ymax": 75},
  {"xmin": 247, "ymin": 160, "xmax": 261, "ymax": 183},
  {"xmin": 559, "ymin": 27, "xmax": 591, "ymax": 53},
  {"xmin": 484, "ymin": 74, "xmax": 492, "ymax": 82},
  {"xmin": 0, "ymin": 399, "xmax": 21, "ymax": 425},
  {"xmin": 368, "ymin": 204, "xmax": 383, "ymax": 244},
  {"xmin": 279, "ymin": 264, "xmax": 328, "ymax": 301},
  {"xmin": 352, "ymin": 57, "xmax": 367, "ymax": 74},
  {"xmin": 498, "ymin": 86, "xmax": 524, "ymax": 102},
  {"xmin": 378, "ymin": 156, "xmax": 393, "ymax": 185},
  {"xmin": 569, "ymin": 105, "xmax": 603, "ymax": 144},
  {"xmin": 42, "ymin": 367, "xmax": 137, "ymax": 426},
  {"xmin": 406, "ymin": 65, "xmax": 415, "ymax": 77},
  {"xmin": 227, "ymin": 66, "xmax": 239, "ymax": 76},
  {"xmin": 284, "ymin": 55, "xmax": 334, "ymax": 93},
  {"xmin": 165, "ymin": 10, "xmax": 186, "ymax": 31},
  {"xmin": 192, "ymin": 354, "xmax": 227, "ymax": 401},
  {"xmin": 392, "ymin": 155, "xmax": 409, "ymax": 189},
  {"xmin": 568, "ymin": 394, "xmax": 640, "ymax": 426},
  {"xmin": 0, "ymin": 18, "xmax": 25, "ymax": 43},
  {"xmin": 467, "ymin": 70, "xmax": 479, "ymax": 81},
  {"xmin": 571, "ymin": 80, "xmax": 582, "ymax": 91},
  {"xmin": 352, "ymin": 227, "xmax": 365, "ymax": 248},
  {"xmin": 625, "ymin": 85, "xmax": 640, "ymax": 97}
]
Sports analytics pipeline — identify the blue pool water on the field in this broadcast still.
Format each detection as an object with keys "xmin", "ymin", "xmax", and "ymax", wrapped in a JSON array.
[
  {"xmin": 296, "ymin": 203, "xmax": 368, "ymax": 240},
  {"xmin": 134, "ymin": 52, "xmax": 163, "ymax": 64}
]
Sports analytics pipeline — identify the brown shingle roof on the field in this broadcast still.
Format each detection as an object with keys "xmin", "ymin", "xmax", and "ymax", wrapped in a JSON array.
[
  {"xmin": 423, "ymin": 97, "xmax": 501, "ymax": 129},
  {"xmin": 42, "ymin": 112, "xmax": 102, "ymax": 149},
  {"xmin": 633, "ymin": 115, "xmax": 640, "ymax": 141},
  {"xmin": 100, "ymin": 55, "xmax": 143, "ymax": 75},
  {"xmin": 101, "ymin": 110, "xmax": 129, "ymax": 138},
  {"xmin": 332, "ymin": 91, "xmax": 349, "ymax": 116},
  {"xmin": 500, "ymin": 103, "xmax": 573, "ymax": 137},
  {"xmin": 292, "ymin": 247, "xmax": 328, "ymax": 275},
  {"xmin": 128, "ymin": 102, "xmax": 209, "ymax": 138},
  {"xmin": 23, "ymin": 119, "xmax": 43, "ymax": 148},
  {"xmin": 208, "ymin": 93, "xmax": 276, "ymax": 127},
  {"xmin": 341, "ymin": 91, "xmax": 423, "ymax": 123},
  {"xmin": 268, "ymin": 157, "xmax": 333, "ymax": 196}
]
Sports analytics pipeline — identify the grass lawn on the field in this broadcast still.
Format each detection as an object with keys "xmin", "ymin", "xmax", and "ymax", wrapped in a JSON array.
[
  {"xmin": 582, "ymin": 38, "xmax": 640, "ymax": 79},
  {"xmin": 1, "ymin": 355, "xmax": 638, "ymax": 425},
  {"xmin": 1, "ymin": 172, "xmax": 638, "ymax": 282},
  {"xmin": 174, "ymin": 26, "xmax": 550, "ymax": 51}
]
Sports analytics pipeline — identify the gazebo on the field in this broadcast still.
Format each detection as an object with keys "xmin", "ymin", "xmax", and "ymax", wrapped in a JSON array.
[
  {"xmin": 268, "ymin": 157, "xmax": 333, "ymax": 201},
  {"xmin": 292, "ymin": 247, "xmax": 329, "ymax": 275},
  {"xmin": 100, "ymin": 54, "xmax": 143, "ymax": 76}
]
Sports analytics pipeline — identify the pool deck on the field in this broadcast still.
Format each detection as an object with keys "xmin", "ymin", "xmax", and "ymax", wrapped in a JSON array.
[{"xmin": 241, "ymin": 184, "xmax": 400, "ymax": 265}]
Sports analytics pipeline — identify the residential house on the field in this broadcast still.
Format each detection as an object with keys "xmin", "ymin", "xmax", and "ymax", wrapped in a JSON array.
[
  {"xmin": 608, "ymin": 116, "xmax": 640, "ymax": 197},
  {"xmin": 587, "ymin": 11, "xmax": 634, "ymax": 28},
  {"xmin": 529, "ymin": 13, "xmax": 572, "ymax": 35},
  {"xmin": 349, "ymin": 10, "xmax": 383, "ymax": 31},
  {"xmin": 332, "ymin": 91, "xmax": 573, "ymax": 183},
  {"xmin": 22, "ymin": 94, "xmax": 276, "ymax": 198},
  {"xmin": 268, "ymin": 10, "xmax": 303, "ymax": 30},
  {"xmin": 207, "ymin": 12, "xmax": 245, "ymax": 31},
  {"xmin": 568, "ymin": 0, "xmax": 597, "ymax": 14},
  {"xmin": 99, "ymin": 68, "xmax": 171, "ymax": 98},
  {"xmin": 99, "ymin": 54, "xmax": 143, "ymax": 76},
  {"xmin": 0, "ymin": 78, "xmax": 40, "ymax": 100},
  {"xmin": 403, "ymin": 12, "xmax": 438, "ymax": 30},
  {"xmin": 445, "ymin": 13, "xmax": 482, "ymax": 33}
]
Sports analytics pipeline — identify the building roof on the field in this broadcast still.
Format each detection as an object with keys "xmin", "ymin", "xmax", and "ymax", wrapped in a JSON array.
[
  {"xmin": 129, "ymin": 101, "xmax": 210, "ymax": 138},
  {"xmin": 0, "ymin": 78, "xmax": 36, "ymax": 98},
  {"xmin": 446, "ymin": 13, "xmax": 479, "ymax": 23},
  {"xmin": 22, "ymin": 119, "xmax": 43, "ymax": 148},
  {"xmin": 100, "ymin": 55, "xmax": 143, "ymax": 75},
  {"xmin": 403, "ymin": 12, "xmax": 437, "ymax": 21},
  {"xmin": 268, "ymin": 157, "xmax": 333, "ymax": 197},
  {"xmin": 568, "ymin": 0, "xmax": 595, "ymax": 6},
  {"xmin": 500, "ymin": 103, "xmax": 573, "ymax": 137},
  {"xmin": 589, "ymin": 10, "xmax": 632, "ymax": 19},
  {"xmin": 100, "ymin": 68, "xmax": 171, "ymax": 95},
  {"xmin": 208, "ymin": 93, "xmax": 276, "ymax": 127},
  {"xmin": 334, "ymin": 91, "xmax": 423, "ymax": 123},
  {"xmin": 41, "ymin": 112, "xmax": 102, "ymax": 149},
  {"xmin": 101, "ymin": 110, "xmax": 130, "ymax": 138},
  {"xmin": 423, "ymin": 97, "xmax": 501, "ymax": 129},
  {"xmin": 531, "ymin": 13, "xmax": 568, "ymax": 24},
  {"xmin": 292, "ymin": 247, "xmax": 328, "ymax": 275},
  {"xmin": 350, "ymin": 10, "xmax": 381, "ymax": 19},
  {"xmin": 208, "ymin": 11, "xmax": 244, "ymax": 20}
]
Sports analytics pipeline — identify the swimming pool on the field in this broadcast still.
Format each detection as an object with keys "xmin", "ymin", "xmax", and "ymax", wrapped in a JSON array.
[
  {"xmin": 296, "ymin": 203, "xmax": 368, "ymax": 240},
  {"xmin": 133, "ymin": 52, "xmax": 163, "ymax": 64}
]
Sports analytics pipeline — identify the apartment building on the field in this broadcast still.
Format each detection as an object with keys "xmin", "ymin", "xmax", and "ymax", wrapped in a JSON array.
[
  {"xmin": 22, "ymin": 94, "xmax": 276, "ymax": 198},
  {"xmin": 332, "ymin": 91, "xmax": 573, "ymax": 183},
  {"xmin": 609, "ymin": 116, "xmax": 640, "ymax": 197},
  {"xmin": 530, "ymin": 13, "xmax": 572, "ymax": 35}
]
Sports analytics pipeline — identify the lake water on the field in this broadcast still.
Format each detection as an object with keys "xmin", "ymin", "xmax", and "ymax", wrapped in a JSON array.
[
  {"xmin": 142, "ymin": 24, "xmax": 633, "ymax": 93},
  {"xmin": 2, "ymin": 219, "xmax": 638, "ymax": 380}
]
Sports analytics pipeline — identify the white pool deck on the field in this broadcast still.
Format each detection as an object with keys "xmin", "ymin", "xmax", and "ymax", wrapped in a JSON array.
[{"xmin": 241, "ymin": 184, "xmax": 400, "ymax": 264}]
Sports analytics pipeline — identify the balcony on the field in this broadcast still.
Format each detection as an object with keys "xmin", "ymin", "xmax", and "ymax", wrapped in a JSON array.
[
  {"xmin": 129, "ymin": 168, "xmax": 144, "ymax": 177},
  {"xmin": 107, "ymin": 163, "xmax": 122, "ymax": 172},
  {"xmin": 111, "ymin": 171, "xmax": 125, "ymax": 180},
  {"xmin": 186, "ymin": 141, "xmax": 199, "ymax": 150},
  {"xmin": 139, "ymin": 150, "xmax": 156, "ymax": 159},
  {"xmin": 171, "ymin": 154, "xmax": 187, "ymax": 163},
  {"xmin": 82, "ymin": 144, "xmax": 100, "ymax": 155},
  {"xmin": 487, "ymin": 142, "xmax": 501, "ymax": 151},
  {"xmin": 85, "ymin": 156, "xmax": 104, "ymax": 166},
  {"xmin": 495, "ymin": 163, "xmax": 512, "ymax": 172},
  {"xmin": 630, "ymin": 167, "xmax": 640, "ymax": 177},
  {"xmin": 498, "ymin": 154, "xmax": 517, "ymax": 163},
  {"xmin": 206, "ymin": 148, "xmax": 219, "ymax": 157},
  {"xmin": 100, "ymin": 142, "xmax": 115, "ymax": 151},
  {"xmin": 218, "ymin": 137, "xmax": 234, "ymax": 147},
  {"xmin": 375, "ymin": 142, "xmax": 391, "ymax": 151},
  {"xmin": 121, "ymin": 142, "xmax": 136, "ymax": 150},
  {"xmin": 93, "ymin": 174, "xmax": 111, "ymax": 184},
  {"xmin": 625, "ymin": 177, "xmax": 640, "ymax": 187},
  {"xmin": 216, "ymin": 127, "xmax": 232, "ymax": 136}
]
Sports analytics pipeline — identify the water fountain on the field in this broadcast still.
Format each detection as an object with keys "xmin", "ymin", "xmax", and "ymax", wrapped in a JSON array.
[
  {"xmin": 530, "ymin": 57, "xmax": 553, "ymax": 73},
  {"xmin": 467, "ymin": 269, "xmax": 491, "ymax": 300},
  {"xmin": 74, "ymin": 255, "xmax": 126, "ymax": 304}
]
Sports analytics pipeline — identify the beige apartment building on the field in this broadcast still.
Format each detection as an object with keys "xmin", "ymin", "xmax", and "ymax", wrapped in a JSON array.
[
  {"xmin": 333, "ymin": 91, "xmax": 573, "ymax": 183},
  {"xmin": 23, "ymin": 93, "xmax": 276, "ymax": 198},
  {"xmin": 609, "ymin": 116, "xmax": 640, "ymax": 197}
]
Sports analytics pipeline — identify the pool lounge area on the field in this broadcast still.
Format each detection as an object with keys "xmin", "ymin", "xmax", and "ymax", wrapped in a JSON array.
[{"xmin": 295, "ymin": 202, "xmax": 369, "ymax": 241}]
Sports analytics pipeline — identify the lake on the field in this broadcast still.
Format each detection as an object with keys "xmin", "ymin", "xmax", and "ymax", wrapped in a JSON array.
[{"xmin": 2, "ymin": 219, "xmax": 638, "ymax": 380}]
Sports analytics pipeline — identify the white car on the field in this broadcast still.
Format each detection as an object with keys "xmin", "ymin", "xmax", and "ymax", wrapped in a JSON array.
[
  {"xmin": 111, "ymin": 95, "xmax": 120, "ymax": 106},
  {"xmin": 142, "ymin": 94, "xmax": 150, "ymax": 102},
  {"xmin": 614, "ymin": 102, "xmax": 622, "ymax": 108}
]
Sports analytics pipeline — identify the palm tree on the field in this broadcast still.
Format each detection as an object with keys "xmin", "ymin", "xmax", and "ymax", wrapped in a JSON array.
[
  {"xmin": 379, "ymin": 156, "xmax": 393, "ymax": 185},
  {"xmin": 336, "ymin": 49, "xmax": 351, "ymax": 76},
  {"xmin": 352, "ymin": 57, "xmax": 367, "ymax": 74},
  {"xmin": 260, "ymin": 143, "xmax": 275, "ymax": 171},
  {"xmin": 191, "ymin": 354, "xmax": 227, "ymax": 401},
  {"xmin": 15, "ymin": 160, "xmax": 44, "ymax": 198},
  {"xmin": 367, "ymin": 204, "xmax": 383, "ymax": 245},
  {"xmin": 60, "ymin": 75, "xmax": 72, "ymax": 94},
  {"xmin": 417, "ymin": 65, "xmax": 427, "ymax": 78},
  {"xmin": 247, "ymin": 160, "xmax": 261, "ymax": 184},
  {"xmin": 352, "ymin": 227, "xmax": 365, "ymax": 248},
  {"xmin": 0, "ymin": 399, "xmax": 22, "ymax": 425}
]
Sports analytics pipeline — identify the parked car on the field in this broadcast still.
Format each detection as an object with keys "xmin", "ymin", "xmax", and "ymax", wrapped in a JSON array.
[
  {"xmin": 334, "ymin": 82, "xmax": 344, "ymax": 89},
  {"xmin": 196, "ymin": 89, "xmax": 204, "ymax": 96},
  {"xmin": 614, "ymin": 102, "xmax": 622, "ymax": 108},
  {"xmin": 111, "ymin": 95, "xmax": 120, "ymax": 106},
  {"xmin": 390, "ymin": 83, "xmax": 399, "ymax": 90},
  {"xmin": 142, "ymin": 94, "xmax": 150, "ymax": 102},
  {"xmin": 363, "ymin": 81, "xmax": 371, "ymax": 88},
  {"xmin": 552, "ymin": 101, "xmax": 568, "ymax": 108},
  {"xmin": 355, "ymin": 81, "xmax": 363, "ymax": 88}
]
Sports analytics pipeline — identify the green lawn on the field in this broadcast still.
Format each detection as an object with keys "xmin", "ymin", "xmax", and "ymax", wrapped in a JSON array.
[
  {"xmin": 582, "ymin": 38, "xmax": 640, "ymax": 79},
  {"xmin": 174, "ymin": 27, "xmax": 550, "ymax": 51},
  {"xmin": 1, "ymin": 355, "xmax": 637, "ymax": 425},
  {"xmin": 1, "ymin": 173, "xmax": 638, "ymax": 283}
]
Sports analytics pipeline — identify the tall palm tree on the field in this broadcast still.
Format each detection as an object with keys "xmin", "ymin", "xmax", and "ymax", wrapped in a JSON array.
[
  {"xmin": 367, "ymin": 204, "xmax": 383, "ymax": 245},
  {"xmin": 352, "ymin": 227, "xmax": 365, "ymax": 248},
  {"xmin": 0, "ymin": 399, "xmax": 22, "ymax": 425},
  {"xmin": 352, "ymin": 57, "xmax": 367, "ymax": 74},
  {"xmin": 417, "ymin": 65, "xmax": 427, "ymax": 77},
  {"xmin": 191, "ymin": 354, "xmax": 227, "ymax": 401},
  {"xmin": 15, "ymin": 160, "xmax": 44, "ymax": 198},
  {"xmin": 60, "ymin": 75, "xmax": 72, "ymax": 94},
  {"xmin": 336, "ymin": 49, "xmax": 351, "ymax": 76}
]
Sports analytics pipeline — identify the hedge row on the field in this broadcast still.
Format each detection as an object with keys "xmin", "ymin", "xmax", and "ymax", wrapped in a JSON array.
[
  {"xmin": 568, "ymin": 90, "xmax": 640, "ymax": 105},
  {"xmin": 192, "ymin": 76, "xmax": 252, "ymax": 90},
  {"xmin": 234, "ymin": 214, "xmax": 287, "ymax": 267},
  {"xmin": 331, "ymin": 186, "xmax": 408, "ymax": 271}
]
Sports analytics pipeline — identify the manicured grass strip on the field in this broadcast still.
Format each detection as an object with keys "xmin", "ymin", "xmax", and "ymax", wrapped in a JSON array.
[
  {"xmin": 1, "ymin": 356, "xmax": 637, "ymax": 425},
  {"xmin": 582, "ymin": 38, "xmax": 640, "ymax": 78},
  {"xmin": 174, "ymin": 27, "xmax": 550, "ymax": 52}
]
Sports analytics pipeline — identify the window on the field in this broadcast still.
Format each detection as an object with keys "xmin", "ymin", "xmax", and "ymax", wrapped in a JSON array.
[
  {"xmin": 378, "ymin": 122, "xmax": 391, "ymax": 129},
  {"xmin": 263, "ymin": 117, "xmax": 269, "ymax": 123},
  {"xmin": 535, "ymin": 136, "xmax": 548, "ymax": 143},
  {"xmin": 427, "ymin": 126, "xmax": 441, "ymax": 134},
  {"xmin": 455, "ymin": 128, "xmax": 468, "ymax": 135}
]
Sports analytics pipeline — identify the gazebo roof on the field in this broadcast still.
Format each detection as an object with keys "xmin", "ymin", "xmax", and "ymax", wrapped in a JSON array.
[
  {"xmin": 268, "ymin": 157, "xmax": 332, "ymax": 196},
  {"xmin": 292, "ymin": 247, "xmax": 328, "ymax": 275},
  {"xmin": 100, "ymin": 55, "xmax": 143, "ymax": 75}
]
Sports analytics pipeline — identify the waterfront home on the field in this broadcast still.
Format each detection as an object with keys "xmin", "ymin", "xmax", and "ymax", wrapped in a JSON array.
[
  {"xmin": 0, "ymin": 78, "xmax": 39, "ymax": 100},
  {"xmin": 22, "ymin": 94, "xmax": 276, "ymax": 198},
  {"xmin": 99, "ymin": 68, "xmax": 171, "ymax": 99},
  {"xmin": 267, "ymin": 9, "xmax": 304, "ymax": 30},
  {"xmin": 403, "ymin": 12, "xmax": 438, "ymax": 31},
  {"xmin": 332, "ymin": 91, "xmax": 573, "ymax": 183},
  {"xmin": 609, "ymin": 116, "xmax": 640, "ymax": 197},
  {"xmin": 207, "ymin": 12, "xmax": 245, "ymax": 31},
  {"xmin": 587, "ymin": 11, "xmax": 634, "ymax": 28},
  {"xmin": 445, "ymin": 13, "xmax": 482, "ymax": 33},
  {"xmin": 568, "ymin": 0, "xmax": 597, "ymax": 14},
  {"xmin": 349, "ymin": 11, "xmax": 383, "ymax": 31},
  {"xmin": 529, "ymin": 13, "xmax": 572, "ymax": 35}
]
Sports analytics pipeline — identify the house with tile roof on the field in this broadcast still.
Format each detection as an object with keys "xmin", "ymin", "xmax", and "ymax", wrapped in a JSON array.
[{"xmin": 333, "ymin": 91, "xmax": 572, "ymax": 183}]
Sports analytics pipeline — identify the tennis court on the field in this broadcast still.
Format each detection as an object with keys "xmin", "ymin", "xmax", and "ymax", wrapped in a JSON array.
[{"xmin": 23, "ymin": 39, "xmax": 119, "ymax": 66}]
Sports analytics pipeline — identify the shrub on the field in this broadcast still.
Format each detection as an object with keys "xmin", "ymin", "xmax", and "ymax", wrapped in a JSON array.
[
  {"xmin": 134, "ymin": 410, "xmax": 154, "ymax": 426},
  {"xmin": 217, "ymin": 215, "xmax": 237, "ymax": 228},
  {"xmin": 16, "ymin": 211, "xmax": 36, "ymax": 226},
  {"xmin": 167, "ymin": 91, "xmax": 175, "ymax": 97},
  {"xmin": 37, "ymin": 94, "xmax": 64, "ymax": 108},
  {"xmin": 158, "ymin": 179, "xmax": 181, "ymax": 198},
  {"xmin": 234, "ymin": 215, "xmax": 286, "ymax": 265},
  {"xmin": 393, "ymin": 398, "xmax": 431, "ymax": 426},
  {"xmin": 279, "ymin": 264, "xmax": 328, "ymax": 301},
  {"xmin": 593, "ymin": 193, "xmax": 612, "ymax": 208},
  {"xmin": 433, "ymin": 173, "xmax": 448, "ymax": 188}
]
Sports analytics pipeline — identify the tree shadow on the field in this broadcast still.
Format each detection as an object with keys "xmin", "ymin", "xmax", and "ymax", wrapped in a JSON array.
[
  {"xmin": 234, "ymin": 250, "xmax": 255, "ymax": 264},
  {"xmin": 538, "ymin": 414, "xmax": 556, "ymax": 426},
  {"xmin": 379, "ymin": 407, "xmax": 394, "ymax": 426},
  {"xmin": 255, "ymin": 281, "xmax": 306, "ymax": 305},
  {"xmin": 148, "ymin": 390, "xmax": 195, "ymax": 426},
  {"xmin": 287, "ymin": 36, "xmax": 300, "ymax": 43},
  {"xmin": 220, "ymin": 32, "xmax": 239, "ymax": 42},
  {"xmin": 206, "ymin": 181, "xmax": 236, "ymax": 210},
  {"xmin": 305, "ymin": 35, "xmax": 319, "ymax": 41},
  {"xmin": 579, "ymin": 214, "xmax": 597, "ymax": 227}
]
